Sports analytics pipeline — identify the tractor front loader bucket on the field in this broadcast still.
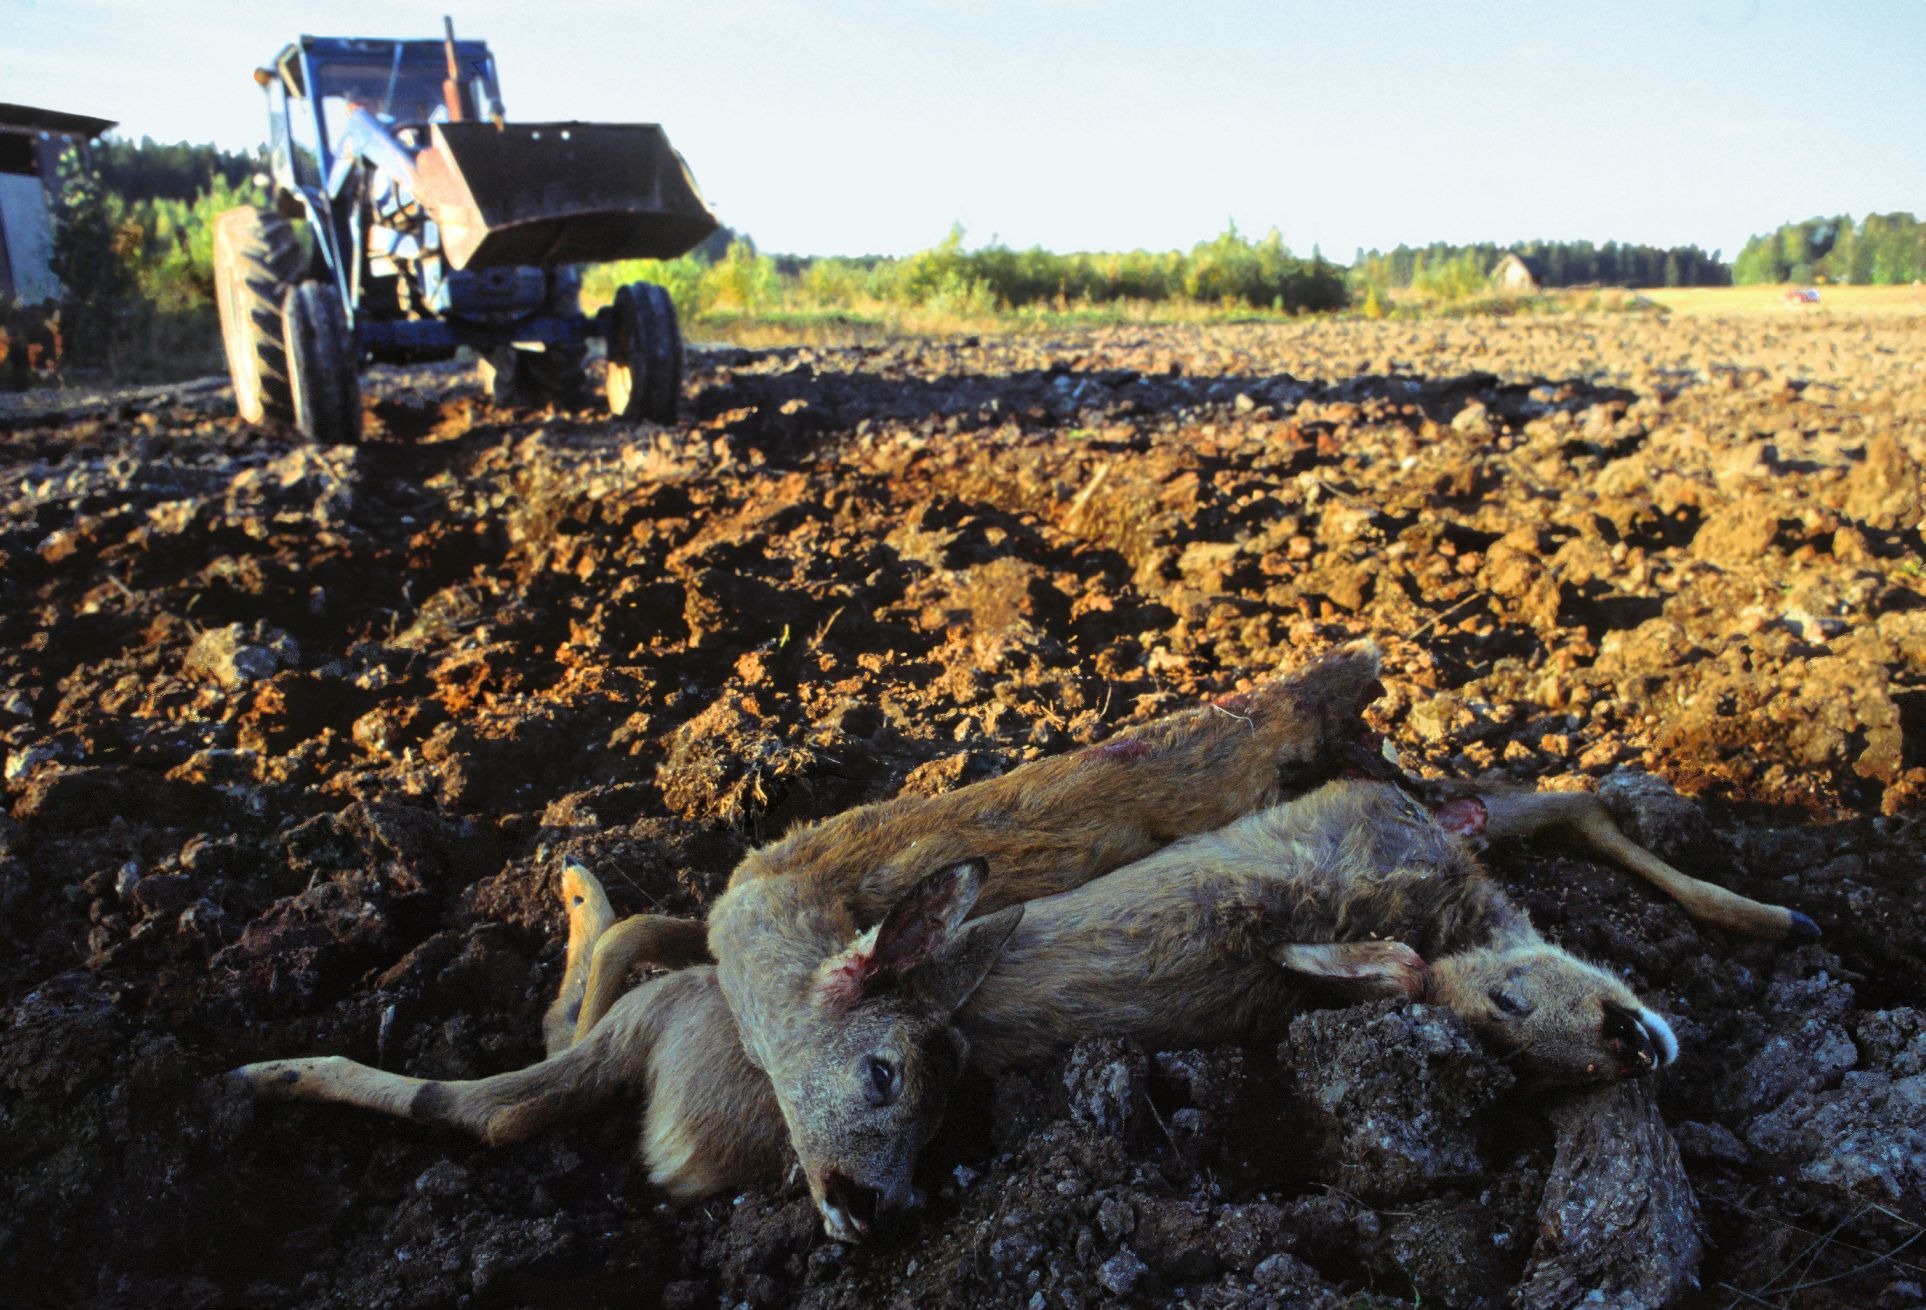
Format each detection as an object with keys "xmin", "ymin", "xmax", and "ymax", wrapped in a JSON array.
[{"xmin": 412, "ymin": 121, "xmax": 719, "ymax": 271}]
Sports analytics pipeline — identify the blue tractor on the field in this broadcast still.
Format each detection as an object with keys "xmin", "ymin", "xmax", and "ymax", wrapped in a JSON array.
[{"xmin": 216, "ymin": 22, "xmax": 717, "ymax": 441}]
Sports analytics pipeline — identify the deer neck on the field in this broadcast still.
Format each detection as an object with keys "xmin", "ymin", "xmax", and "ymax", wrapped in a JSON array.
[{"xmin": 708, "ymin": 877, "xmax": 861, "ymax": 1073}]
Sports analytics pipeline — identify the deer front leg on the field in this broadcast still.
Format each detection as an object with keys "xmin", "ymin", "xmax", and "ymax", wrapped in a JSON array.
[
  {"xmin": 1479, "ymin": 791, "xmax": 1817, "ymax": 941},
  {"xmin": 234, "ymin": 974, "xmax": 666, "ymax": 1145},
  {"xmin": 235, "ymin": 969, "xmax": 787, "ymax": 1202}
]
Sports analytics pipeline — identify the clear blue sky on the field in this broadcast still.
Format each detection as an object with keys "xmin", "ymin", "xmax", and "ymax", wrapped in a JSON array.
[{"xmin": 5, "ymin": 0, "xmax": 1922, "ymax": 260}]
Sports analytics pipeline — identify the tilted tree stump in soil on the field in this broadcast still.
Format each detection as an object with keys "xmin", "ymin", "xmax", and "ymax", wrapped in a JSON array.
[{"xmin": 1514, "ymin": 1080, "xmax": 1704, "ymax": 1310}]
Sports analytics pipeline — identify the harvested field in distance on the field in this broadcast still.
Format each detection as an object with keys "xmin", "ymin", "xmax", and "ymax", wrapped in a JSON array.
[
  {"xmin": 1638, "ymin": 283, "xmax": 1926, "ymax": 317},
  {"xmin": 2, "ymin": 313, "xmax": 1923, "ymax": 1308}
]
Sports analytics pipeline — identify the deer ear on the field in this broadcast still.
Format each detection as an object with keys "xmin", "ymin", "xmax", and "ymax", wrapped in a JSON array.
[
  {"xmin": 817, "ymin": 859, "xmax": 988, "ymax": 1008},
  {"xmin": 909, "ymin": 903, "xmax": 1023, "ymax": 1014},
  {"xmin": 1274, "ymin": 941, "xmax": 1429, "ymax": 1000}
]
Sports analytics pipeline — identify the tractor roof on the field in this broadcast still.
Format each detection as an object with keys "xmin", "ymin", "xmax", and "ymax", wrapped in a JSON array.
[{"xmin": 272, "ymin": 35, "xmax": 496, "ymax": 96}]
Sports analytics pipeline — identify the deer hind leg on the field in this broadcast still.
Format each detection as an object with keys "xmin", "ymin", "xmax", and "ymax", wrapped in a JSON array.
[
  {"xmin": 574, "ymin": 913, "xmax": 712, "ymax": 1044},
  {"xmin": 544, "ymin": 857, "xmax": 620, "ymax": 1056},
  {"xmin": 233, "ymin": 977, "xmax": 667, "ymax": 1146},
  {"xmin": 1480, "ymin": 790, "xmax": 1816, "ymax": 941},
  {"xmin": 546, "ymin": 859, "xmax": 713, "ymax": 1049}
]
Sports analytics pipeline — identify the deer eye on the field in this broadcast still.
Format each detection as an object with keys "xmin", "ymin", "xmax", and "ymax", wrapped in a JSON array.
[
  {"xmin": 1487, "ymin": 986, "xmax": 1534, "ymax": 1018},
  {"xmin": 863, "ymin": 1055, "xmax": 899, "ymax": 1107}
]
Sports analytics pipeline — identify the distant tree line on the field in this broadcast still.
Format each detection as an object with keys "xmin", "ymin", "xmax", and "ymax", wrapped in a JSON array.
[
  {"xmin": 593, "ymin": 224, "xmax": 1350, "ymax": 320},
  {"xmin": 874, "ymin": 224, "xmax": 1348, "ymax": 313},
  {"xmin": 16, "ymin": 138, "xmax": 270, "ymax": 380},
  {"xmin": 1732, "ymin": 214, "xmax": 1926, "ymax": 285},
  {"xmin": 92, "ymin": 138, "xmax": 265, "ymax": 205},
  {"xmin": 1351, "ymin": 240, "xmax": 1731, "ymax": 289}
]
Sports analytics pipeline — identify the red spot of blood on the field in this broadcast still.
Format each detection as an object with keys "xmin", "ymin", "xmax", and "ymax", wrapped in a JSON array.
[
  {"xmin": 820, "ymin": 951, "xmax": 874, "ymax": 1007},
  {"xmin": 1433, "ymin": 796, "xmax": 1488, "ymax": 839},
  {"xmin": 1093, "ymin": 739, "xmax": 1150, "ymax": 762}
]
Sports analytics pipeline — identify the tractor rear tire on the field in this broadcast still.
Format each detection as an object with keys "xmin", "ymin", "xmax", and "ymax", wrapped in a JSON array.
[
  {"xmin": 282, "ymin": 281, "xmax": 362, "ymax": 444},
  {"xmin": 213, "ymin": 207, "xmax": 305, "ymax": 427},
  {"xmin": 606, "ymin": 282, "xmax": 682, "ymax": 423}
]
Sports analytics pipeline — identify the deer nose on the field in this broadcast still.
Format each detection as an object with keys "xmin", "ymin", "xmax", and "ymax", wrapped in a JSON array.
[{"xmin": 1601, "ymin": 1001, "xmax": 1660, "ymax": 1076}]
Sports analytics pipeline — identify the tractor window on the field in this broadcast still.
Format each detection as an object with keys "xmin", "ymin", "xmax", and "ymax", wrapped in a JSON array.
[
  {"xmin": 311, "ymin": 57, "xmax": 477, "ymax": 130},
  {"xmin": 283, "ymin": 83, "xmax": 323, "ymax": 188},
  {"xmin": 318, "ymin": 81, "xmax": 442, "ymax": 137}
]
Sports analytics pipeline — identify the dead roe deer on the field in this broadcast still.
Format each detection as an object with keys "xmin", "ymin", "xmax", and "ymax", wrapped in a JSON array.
[
  {"xmin": 699, "ymin": 647, "xmax": 1810, "ymax": 1236},
  {"xmin": 237, "ymin": 765, "xmax": 1810, "ymax": 1241},
  {"xmin": 702, "ymin": 642, "xmax": 1389, "ymax": 1227},
  {"xmin": 237, "ymin": 644, "xmax": 1387, "ymax": 1238},
  {"xmin": 755, "ymin": 773, "xmax": 1808, "ymax": 1237},
  {"xmin": 236, "ymin": 651, "xmax": 1386, "ymax": 1232}
]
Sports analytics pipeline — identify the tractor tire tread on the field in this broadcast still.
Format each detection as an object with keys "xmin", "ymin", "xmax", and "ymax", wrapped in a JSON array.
[
  {"xmin": 607, "ymin": 282, "xmax": 683, "ymax": 424},
  {"xmin": 213, "ymin": 207, "xmax": 305, "ymax": 427},
  {"xmin": 282, "ymin": 281, "xmax": 362, "ymax": 444}
]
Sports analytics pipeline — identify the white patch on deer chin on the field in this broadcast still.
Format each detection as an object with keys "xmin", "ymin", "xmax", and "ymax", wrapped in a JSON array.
[
  {"xmin": 1638, "ymin": 1007, "xmax": 1679, "ymax": 1067},
  {"xmin": 820, "ymin": 1197, "xmax": 862, "ymax": 1243},
  {"xmin": 818, "ymin": 924, "xmax": 881, "ymax": 1008}
]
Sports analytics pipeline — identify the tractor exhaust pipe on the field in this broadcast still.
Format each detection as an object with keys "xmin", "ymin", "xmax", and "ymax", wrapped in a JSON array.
[{"xmin": 441, "ymin": 15, "xmax": 468, "ymax": 123}]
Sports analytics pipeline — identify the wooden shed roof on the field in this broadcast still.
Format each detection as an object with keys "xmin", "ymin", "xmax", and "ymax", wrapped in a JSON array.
[{"xmin": 0, "ymin": 103, "xmax": 117, "ymax": 140}]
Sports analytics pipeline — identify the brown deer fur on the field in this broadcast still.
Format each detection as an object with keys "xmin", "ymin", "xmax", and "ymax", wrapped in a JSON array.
[
  {"xmin": 239, "ymin": 644, "xmax": 1383, "ymax": 1229},
  {"xmin": 699, "ymin": 643, "xmax": 1388, "ymax": 1230},
  {"xmin": 236, "ymin": 764, "xmax": 1804, "ymax": 1240}
]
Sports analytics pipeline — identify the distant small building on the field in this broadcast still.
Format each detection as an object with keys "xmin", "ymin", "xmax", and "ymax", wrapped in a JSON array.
[
  {"xmin": 0, "ymin": 103, "xmax": 117, "ymax": 305},
  {"xmin": 1492, "ymin": 252, "xmax": 1544, "ymax": 295}
]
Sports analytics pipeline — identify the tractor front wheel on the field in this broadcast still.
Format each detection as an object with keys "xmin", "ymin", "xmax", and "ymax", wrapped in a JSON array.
[
  {"xmin": 605, "ymin": 282, "xmax": 682, "ymax": 424},
  {"xmin": 212, "ymin": 207, "xmax": 305, "ymax": 428},
  {"xmin": 281, "ymin": 281, "xmax": 362, "ymax": 444}
]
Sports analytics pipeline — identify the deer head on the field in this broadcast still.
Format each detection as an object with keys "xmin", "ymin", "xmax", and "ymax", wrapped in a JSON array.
[
  {"xmin": 1280, "ymin": 938, "xmax": 1678, "ymax": 1082},
  {"xmin": 745, "ymin": 861, "xmax": 1022, "ymax": 1242}
]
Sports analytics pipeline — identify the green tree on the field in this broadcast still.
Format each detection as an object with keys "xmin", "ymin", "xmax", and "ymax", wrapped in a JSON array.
[
  {"xmin": 1733, "ymin": 213, "xmax": 1926, "ymax": 285},
  {"xmin": 1732, "ymin": 234, "xmax": 1781, "ymax": 284},
  {"xmin": 1779, "ymin": 225, "xmax": 1813, "ymax": 280},
  {"xmin": 50, "ymin": 146, "xmax": 137, "ymax": 358},
  {"xmin": 93, "ymin": 136, "xmax": 264, "ymax": 205}
]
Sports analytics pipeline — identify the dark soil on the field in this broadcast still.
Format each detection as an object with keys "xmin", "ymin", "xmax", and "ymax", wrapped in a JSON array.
[{"xmin": 3, "ymin": 316, "xmax": 1923, "ymax": 1309}]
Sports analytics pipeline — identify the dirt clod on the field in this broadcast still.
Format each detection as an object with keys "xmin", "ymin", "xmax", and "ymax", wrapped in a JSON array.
[{"xmin": 1281, "ymin": 1000, "xmax": 1512, "ymax": 1202}]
